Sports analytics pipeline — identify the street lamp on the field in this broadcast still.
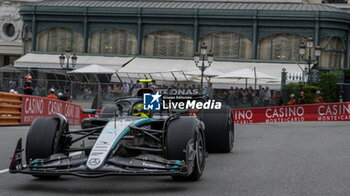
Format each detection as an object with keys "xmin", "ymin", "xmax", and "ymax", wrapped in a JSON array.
[
  {"xmin": 299, "ymin": 37, "xmax": 321, "ymax": 84},
  {"xmin": 194, "ymin": 42, "xmax": 213, "ymax": 91},
  {"xmin": 59, "ymin": 48, "xmax": 78, "ymax": 70}
]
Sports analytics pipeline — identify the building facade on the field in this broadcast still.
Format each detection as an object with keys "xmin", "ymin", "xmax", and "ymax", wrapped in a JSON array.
[
  {"xmin": 19, "ymin": 1, "xmax": 350, "ymax": 69},
  {"xmin": 0, "ymin": 0, "xmax": 42, "ymax": 67}
]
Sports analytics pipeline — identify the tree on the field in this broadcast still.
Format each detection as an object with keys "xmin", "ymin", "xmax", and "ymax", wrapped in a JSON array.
[{"xmin": 318, "ymin": 73, "xmax": 339, "ymax": 103}]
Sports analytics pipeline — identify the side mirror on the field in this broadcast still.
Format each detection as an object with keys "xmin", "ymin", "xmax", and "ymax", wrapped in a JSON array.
[{"xmin": 82, "ymin": 109, "xmax": 97, "ymax": 114}]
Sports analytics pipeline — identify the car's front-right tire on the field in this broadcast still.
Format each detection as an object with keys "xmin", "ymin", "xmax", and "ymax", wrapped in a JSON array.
[{"xmin": 26, "ymin": 117, "xmax": 64, "ymax": 179}]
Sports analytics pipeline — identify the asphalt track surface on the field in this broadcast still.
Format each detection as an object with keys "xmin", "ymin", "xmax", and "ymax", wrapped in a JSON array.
[{"xmin": 0, "ymin": 121, "xmax": 350, "ymax": 196}]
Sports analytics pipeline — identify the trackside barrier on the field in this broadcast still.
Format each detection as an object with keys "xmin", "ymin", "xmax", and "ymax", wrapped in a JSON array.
[
  {"xmin": 78, "ymin": 102, "xmax": 350, "ymax": 124},
  {"xmin": 21, "ymin": 95, "xmax": 81, "ymax": 125},
  {"xmin": 0, "ymin": 92, "xmax": 22, "ymax": 126},
  {"xmin": 233, "ymin": 102, "xmax": 350, "ymax": 124}
]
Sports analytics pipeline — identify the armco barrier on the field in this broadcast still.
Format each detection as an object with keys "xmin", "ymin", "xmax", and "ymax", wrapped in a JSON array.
[
  {"xmin": 21, "ymin": 95, "xmax": 81, "ymax": 125},
  {"xmin": 233, "ymin": 102, "xmax": 350, "ymax": 124},
  {"xmin": 0, "ymin": 92, "xmax": 22, "ymax": 126}
]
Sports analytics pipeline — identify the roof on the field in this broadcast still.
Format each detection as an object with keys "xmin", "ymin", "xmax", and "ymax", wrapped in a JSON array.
[
  {"xmin": 14, "ymin": 53, "xmax": 133, "ymax": 70},
  {"xmin": 33, "ymin": 0, "xmax": 344, "ymax": 12}
]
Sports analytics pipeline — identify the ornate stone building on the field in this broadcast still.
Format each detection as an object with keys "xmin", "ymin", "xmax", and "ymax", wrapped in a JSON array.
[
  {"xmin": 0, "ymin": 0, "xmax": 41, "ymax": 67},
  {"xmin": 18, "ymin": 0, "xmax": 350, "ymax": 69}
]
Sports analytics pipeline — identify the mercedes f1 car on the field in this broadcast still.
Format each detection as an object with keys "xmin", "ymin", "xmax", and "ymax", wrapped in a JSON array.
[{"xmin": 9, "ymin": 87, "xmax": 234, "ymax": 181}]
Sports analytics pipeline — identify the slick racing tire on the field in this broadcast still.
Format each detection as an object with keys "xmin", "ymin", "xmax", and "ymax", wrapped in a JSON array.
[
  {"xmin": 166, "ymin": 117, "xmax": 205, "ymax": 181},
  {"xmin": 99, "ymin": 106, "xmax": 119, "ymax": 118},
  {"xmin": 26, "ymin": 117, "xmax": 63, "ymax": 179},
  {"xmin": 199, "ymin": 105, "xmax": 234, "ymax": 153}
]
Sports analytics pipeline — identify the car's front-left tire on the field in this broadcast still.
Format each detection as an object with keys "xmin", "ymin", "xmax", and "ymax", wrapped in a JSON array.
[{"xmin": 166, "ymin": 117, "xmax": 206, "ymax": 181}]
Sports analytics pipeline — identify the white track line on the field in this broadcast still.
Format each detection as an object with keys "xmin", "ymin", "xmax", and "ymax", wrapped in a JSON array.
[{"xmin": 0, "ymin": 169, "xmax": 9, "ymax": 174}]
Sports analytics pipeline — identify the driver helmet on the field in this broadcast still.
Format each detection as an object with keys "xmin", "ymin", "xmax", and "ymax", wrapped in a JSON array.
[
  {"xmin": 49, "ymin": 88, "xmax": 55, "ymax": 93},
  {"xmin": 316, "ymin": 91, "xmax": 321, "ymax": 95},
  {"xmin": 290, "ymin": 94, "xmax": 295, "ymax": 98},
  {"xmin": 132, "ymin": 103, "xmax": 150, "ymax": 118}
]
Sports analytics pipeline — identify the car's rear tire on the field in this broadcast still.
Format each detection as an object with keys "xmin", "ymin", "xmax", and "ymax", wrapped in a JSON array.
[
  {"xmin": 166, "ymin": 117, "xmax": 205, "ymax": 181},
  {"xmin": 200, "ymin": 105, "xmax": 234, "ymax": 153},
  {"xmin": 26, "ymin": 117, "xmax": 63, "ymax": 179}
]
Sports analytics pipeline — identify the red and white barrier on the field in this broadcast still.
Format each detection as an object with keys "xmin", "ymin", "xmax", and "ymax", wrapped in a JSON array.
[
  {"xmin": 233, "ymin": 102, "xmax": 350, "ymax": 124},
  {"xmin": 21, "ymin": 95, "xmax": 81, "ymax": 125}
]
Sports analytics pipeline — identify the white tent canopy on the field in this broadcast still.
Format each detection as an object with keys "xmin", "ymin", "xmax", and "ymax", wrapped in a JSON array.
[
  {"xmin": 117, "ymin": 58, "xmax": 195, "ymax": 81},
  {"xmin": 14, "ymin": 53, "xmax": 133, "ymax": 70},
  {"xmin": 67, "ymin": 64, "xmax": 116, "ymax": 74},
  {"xmin": 217, "ymin": 68, "xmax": 277, "ymax": 80},
  {"xmin": 117, "ymin": 57, "xmax": 302, "ymax": 88},
  {"xmin": 185, "ymin": 67, "xmax": 223, "ymax": 77}
]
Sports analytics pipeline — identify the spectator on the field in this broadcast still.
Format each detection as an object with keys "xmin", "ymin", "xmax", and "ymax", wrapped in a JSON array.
[
  {"xmin": 39, "ymin": 86, "xmax": 46, "ymax": 97},
  {"xmin": 33, "ymin": 86, "xmax": 40, "ymax": 96},
  {"xmin": 314, "ymin": 91, "xmax": 324, "ymax": 104},
  {"xmin": 129, "ymin": 80, "xmax": 135, "ymax": 95},
  {"xmin": 122, "ymin": 82, "xmax": 130, "ymax": 95},
  {"xmin": 242, "ymin": 89, "xmax": 249, "ymax": 104},
  {"xmin": 9, "ymin": 79, "xmax": 17, "ymax": 90},
  {"xmin": 205, "ymin": 83, "xmax": 214, "ymax": 99},
  {"xmin": 107, "ymin": 85, "xmax": 112, "ymax": 94},
  {"xmin": 247, "ymin": 86, "xmax": 254, "ymax": 103},
  {"xmin": 258, "ymin": 85, "xmax": 265, "ymax": 105},
  {"xmin": 47, "ymin": 88, "xmax": 58, "ymax": 99},
  {"xmin": 61, "ymin": 89, "xmax": 71, "ymax": 101},
  {"xmin": 58, "ymin": 92, "xmax": 63, "ymax": 100},
  {"xmin": 133, "ymin": 82, "xmax": 142, "ymax": 95},
  {"xmin": 263, "ymin": 86, "xmax": 271, "ymax": 106},
  {"xmin": 287, "ymin": 94, "xmax": 296, "ymax": 105},
  {"xmin": 23, "ymin": 73, "xmax": 33, "ymax": 95},
  {"xmin": 298, "ymin": 90, "xmax": 306, "ymax": 104}
]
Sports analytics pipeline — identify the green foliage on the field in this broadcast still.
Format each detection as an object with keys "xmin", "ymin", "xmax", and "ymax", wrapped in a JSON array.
[
  {"xmin": 284, "ymin": 83, "xmax": 321, "ymax": 104},
  {"xmin": 318, "ymin": 73, "xmax": 339, "ymax": 103},
  {"xmin": 302, "ymin": 85, "xmax": 321, "ymax": 104},
  {"xmin": 284, "ymin": 83, "xmax": 302, "ymax": 102}
]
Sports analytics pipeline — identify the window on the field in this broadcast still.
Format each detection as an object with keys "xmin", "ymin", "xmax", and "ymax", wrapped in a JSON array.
[
  {"xmin": 258, "ymin": 34, "xmax": 307, "ymax": 61},
  {"xmin": 3, "ymin": 23, "xmax": 15, "ymax": 37},
  {"xmin": 200, "ymin": 32, "xmax": 252, "ymax": 59},
  {"xmin": 319, "ymin": 37, "xmax": 344, "ymax": 68},
  {"xmin": 142, "ymin": 31, "xmax": 193, "ymax": 57},
  {"xmin": 89, "ymin": 29, "xmax": 137, "ymax": 55},
  {"xmin": 36, "ymin": 28, "xmax": 83, "ymax": 53}
]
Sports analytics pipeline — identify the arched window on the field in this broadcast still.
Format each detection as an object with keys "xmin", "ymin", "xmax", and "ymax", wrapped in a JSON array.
[
  {"xmin": 258, "ymin": 34, "xmax": 306, "ymax": 61},
  {"xmin": 36, "ymin": 28, "xmax": 83, "ymax": 53},
  {"xmin": 142, "ymin": 30, "xmax": 193, "ymax": 57},
  {"xmin": 320, "ymin": 37, "xmax": 344, "ymax": 68},
  {"xmin": 89, "ymin": 29, "xmax": 137, "ymax": 55},
  {"xmin": 200, "ymin": 32, "xmax": 252, "ymax": 59}
]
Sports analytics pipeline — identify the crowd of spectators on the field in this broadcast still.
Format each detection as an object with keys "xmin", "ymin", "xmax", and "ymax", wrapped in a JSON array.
[
  {"xmin": 214, "ymin": 85, "xmax": 282, "ymax": 108},
  {"xmin": 1, "ymin": 76, "xmax": 325, "ymax": 108}
]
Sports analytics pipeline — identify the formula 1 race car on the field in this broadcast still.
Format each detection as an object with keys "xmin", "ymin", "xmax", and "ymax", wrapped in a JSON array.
[{"xmin": 9, "ymin": 86, "xmax": 234, "ymax": 181}]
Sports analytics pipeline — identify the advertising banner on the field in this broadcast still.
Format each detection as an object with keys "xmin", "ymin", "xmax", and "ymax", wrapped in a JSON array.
[
  {"xmin": 21, "ymin": 95, "xmax": 81, "ymax": 125},
  {"xmin": 233, "ymin": 102, "xmax": 350, "ymax": 124}
]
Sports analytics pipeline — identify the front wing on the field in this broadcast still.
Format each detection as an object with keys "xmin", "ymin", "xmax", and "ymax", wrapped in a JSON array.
[{"xmin": 9, "ymin": 139, "xmax": 188, "ymax": 178}]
